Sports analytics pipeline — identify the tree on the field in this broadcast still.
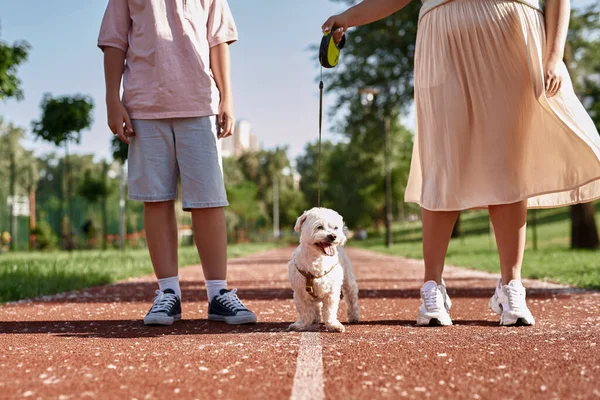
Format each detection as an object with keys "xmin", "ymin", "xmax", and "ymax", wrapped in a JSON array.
[
  {"xmin": 296, "ymin": 110, "xmax": 414, "ymax": 230},
  {"xmin": 565, "ymin": 5, "xmax": 600, "ymax": 249},
  {"xmin": 0, "ymin": 119, "xmax": 25, "ymax": 249},
  {"xmin": 0, "ymin": 30, "xmax": 30, "ymax": 100},
  {"xmin": 323, "ymin": 0, "xmax": 421, "ymax": 114},
  {"xmin": 31, "ymin": 94, "xmax": 94, "ymax": 249},
  {"xmin": 78, "ymin": 162, "xmax": 111, "ymax": 249},
  {"xmin": 315, "ymin": 0, "xmax": 420, "ymax": 232},
  {"xmin": 296, "ymin": 140, "xmax": 337, "ymax": 207},
  {"xmin": 111, "ymin": 135, "xmax": 128, "ymax": 164},
  {"xmin": 237, "ymin": 147, "xmax": 305, "ymax": 229}
]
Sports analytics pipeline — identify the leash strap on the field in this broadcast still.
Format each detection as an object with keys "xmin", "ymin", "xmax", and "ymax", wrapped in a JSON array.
[{"xmin": 318, "ymin": 67, "xmax": 324, "ymax": 208}]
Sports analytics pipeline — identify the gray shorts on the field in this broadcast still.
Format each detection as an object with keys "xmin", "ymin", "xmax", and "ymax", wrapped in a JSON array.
[{"xmin": 128, "ymin": 116, "xmax": 228, "ymax": 210}]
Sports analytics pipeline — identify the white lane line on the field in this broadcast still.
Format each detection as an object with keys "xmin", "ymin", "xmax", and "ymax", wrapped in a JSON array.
[{"xmin": 290, "ymin": 332, "xmax": 324, "ymax": 400}]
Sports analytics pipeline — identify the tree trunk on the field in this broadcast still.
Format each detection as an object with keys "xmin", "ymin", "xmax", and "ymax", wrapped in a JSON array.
[
  {"xmin": 562, "ymin": 44, "xmax": 599, "ymax": 249},
  {"xmin": 64, "ymin": 142, "xmax": 74, "ymax": 251},
  {"xmin": 8, "ymin": 151, "xmax": 16, "ymax": 250},
  {"xmin": 29, "ymin": 187, "xmax": 36, "ymax": 249},
  {"xmin": 571, "ymin": 202, "xmax": 599, "ymax": 249},
  {"xmin": 451, "ymin": 212, "xmax": 461, "ymax": 238}
]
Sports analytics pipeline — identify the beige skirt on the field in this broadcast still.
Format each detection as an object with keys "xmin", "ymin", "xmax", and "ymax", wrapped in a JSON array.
[{"xmin": 405, "ymin": 0, "xmax": 600, "ymax": 211}]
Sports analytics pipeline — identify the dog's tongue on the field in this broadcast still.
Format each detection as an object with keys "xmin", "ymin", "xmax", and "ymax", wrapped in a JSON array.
[{"xmin": 322, "ymin": 243, "xmax": 335, "ymax": 256}]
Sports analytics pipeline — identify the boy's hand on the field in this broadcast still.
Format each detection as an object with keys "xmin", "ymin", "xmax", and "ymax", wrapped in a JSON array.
[
  {"xmin": 322, "ymin": 14, "xmax": 348, "ymax": 45},
  {"xmin": 218, "ymin": 100, "xmax": 234, "ymax": 139},
  {"xmin": 107, "ymin": 99, "xmax": 134, "ymax": 144}
]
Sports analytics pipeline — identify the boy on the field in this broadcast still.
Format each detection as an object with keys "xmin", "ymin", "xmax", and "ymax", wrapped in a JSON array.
[{"xmin": 98, "ymin": 0, "xmax": 256, "ymax": 325}]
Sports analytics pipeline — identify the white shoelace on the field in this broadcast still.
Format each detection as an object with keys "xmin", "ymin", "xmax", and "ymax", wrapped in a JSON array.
[
  {"xmin": 505, "ymin": 285, "xmax": 526, "ymax": 312},
  {"xmin": 218, "ymin": 288, "xmax": 247, "ymax": 311},
  {"xmin": 150, "ymin": 290, "xmax": 178, "ymax": 313},
  {"xmin": 423, "ymin": 288, "xmax": 440, "ymax": 311}
]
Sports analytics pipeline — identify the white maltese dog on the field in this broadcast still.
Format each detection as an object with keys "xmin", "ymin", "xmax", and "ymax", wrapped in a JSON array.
[{"xmin": 288, "ymin": 207, "xmax": 360, "ymax": 333}]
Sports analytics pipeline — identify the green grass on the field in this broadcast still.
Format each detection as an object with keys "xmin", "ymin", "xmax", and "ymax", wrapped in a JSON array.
[
  {"xmin": 0, "ymin": 243, "xmax": 279, "ymax": 303},
  {"xmin": 353, "ymin": 207, "xmax": 600, "ymax": 289}
]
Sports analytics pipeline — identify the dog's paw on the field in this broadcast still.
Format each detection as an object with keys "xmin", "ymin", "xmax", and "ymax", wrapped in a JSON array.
[
  {"xmin": 288, "ymin": 322, "xmax": 309, "ymax": 332},
  {"xmin": 313, "ymin": 316, "xmax": 322, "ymax": 324},
  {"xmin": 325, "ymin": 321, "xmax": 345, "ymax": 333},
  {"xmin": 347, "ymin": 310, "xmax": 360, "ymax": 324}
]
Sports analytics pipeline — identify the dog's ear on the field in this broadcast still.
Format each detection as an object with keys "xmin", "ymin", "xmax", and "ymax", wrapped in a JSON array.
[
  {"xmin": 341, "ymin": 226, "xmax": 350, "ymax": 246},
  {"xmin": 294, "ymin": 211, "xmax": 308, "ymax": 233}
]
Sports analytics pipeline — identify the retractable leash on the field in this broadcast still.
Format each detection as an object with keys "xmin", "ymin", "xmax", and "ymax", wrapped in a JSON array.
[{"xmin": 317, "ymin": 28, "xmax": 346, "ymax": 207}]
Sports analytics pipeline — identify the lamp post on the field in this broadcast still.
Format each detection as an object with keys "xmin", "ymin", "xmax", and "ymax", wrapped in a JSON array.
[
  {"xmin": 273, "ymin": 175, "xmax": 279, "ymax": 239},
  {"xmin": 359, "ymin": 88, "xmax": 392, "ymax": 248}
]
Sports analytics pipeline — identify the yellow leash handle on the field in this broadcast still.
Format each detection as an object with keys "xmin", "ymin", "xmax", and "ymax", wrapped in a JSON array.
[{"xmin": 319, "ymin": 29, "xmax": 346, "ymax": 69}]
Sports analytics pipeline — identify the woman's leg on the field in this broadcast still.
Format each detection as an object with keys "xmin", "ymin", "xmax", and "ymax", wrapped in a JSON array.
[
  {"xmin": 421, "ymin": 208, "xmax": 459, "ymax": 284},
  {"xmin": 488, "ymin": 200, "xmax": 527, "ymax": 284},
  {"xmin": 418, "ymin": 208, "xmax": 458, "ymax": 326}
]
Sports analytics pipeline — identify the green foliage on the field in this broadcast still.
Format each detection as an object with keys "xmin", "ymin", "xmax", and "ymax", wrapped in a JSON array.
[
  {"xmin": 567, "ymin": 4, "xmax": 600, "ymax": 131},
  {"xmin": 229, "ymin": 147, "xmax": 306, "ymax": 232},
  {"xmin": 297, "ymin": 102, "xmax": 415, "ymax": 229},
  {"xmin": 31, "ymin": 94, "xmax": 94, "ymax": 146},
  {"xmin": 0, "ymin": 32, "xmax": 30, "ymax": 100},
  {"xmin": 299, "ymin": 0, "xmax": 421, "ymax": 229},
  {"xmin": 226, "ymin": 181, "xmax": 263, "ymax": 221},
  {"xmin": 0, "ymin": 243, "xmax": 279, "ymax": 303},
  {"xmin": 355, "ymin": 206, "xmax": 600, "ymax": 290},
  {"xmin": 78, "ymin": 169, "xmax": 110, "ymax": 204},
  {"xmin": 296, "ymin": 140, "xmax": 337, "ymax": 207},
  {"xmin": 111, "ymin": 135, "xmax": 129, "ymax": 163},
  {"xmin": 324, "ymin": 0, "xmax": 421, "ymax": 114},
  {"xmin": 30, "ymin": 219, "xmax": 58, "ymax": 250},
  {"xmin": 223, "ymin": 157, "xmax": 245, "ymax": 186}
]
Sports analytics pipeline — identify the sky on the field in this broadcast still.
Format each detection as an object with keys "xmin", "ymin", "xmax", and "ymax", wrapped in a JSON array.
[{"xmin": 0, "ymin": 0, "xmax": 595, "ymax": 163}]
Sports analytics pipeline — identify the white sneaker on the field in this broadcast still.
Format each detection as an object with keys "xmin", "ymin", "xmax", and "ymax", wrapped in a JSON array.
[
  {"xmin": 489, "ymin": 279, "xmax": 535, "ymax": 326},
  {"xmin": 417, "ymin": 280, "xmax": 453, "ymax": 326}
]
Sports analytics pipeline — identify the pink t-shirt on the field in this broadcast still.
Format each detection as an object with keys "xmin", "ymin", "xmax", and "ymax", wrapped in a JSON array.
[{"xmin": 98, "ymin": 0, "xmax": 238, "ymax": 119}]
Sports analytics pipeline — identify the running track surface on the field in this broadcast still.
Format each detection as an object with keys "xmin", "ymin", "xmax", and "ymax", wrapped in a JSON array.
[{"xmin": 1, "ymin": 247, "xmax": 599, "ymax": 399}]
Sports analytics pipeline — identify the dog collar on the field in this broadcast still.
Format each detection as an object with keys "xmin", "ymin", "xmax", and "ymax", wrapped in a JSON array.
[{"xmin": 295, "ymin": 261, "xmax": 340, "ymax": 298}]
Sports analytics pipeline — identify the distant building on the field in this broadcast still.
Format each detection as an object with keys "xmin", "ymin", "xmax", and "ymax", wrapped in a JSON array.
[{"xmin": 221, "ymin": 119, "xmax": 260, "ymax": 158}]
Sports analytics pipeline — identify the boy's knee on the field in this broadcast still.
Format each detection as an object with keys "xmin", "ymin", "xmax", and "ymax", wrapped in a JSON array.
[
  {"xmin": 144, "ymin": 200, "xmax": 175, "ymax": 209},
  {"xmin": 190, "ymin": 206, "xmax": 225, "ymax": 214}
]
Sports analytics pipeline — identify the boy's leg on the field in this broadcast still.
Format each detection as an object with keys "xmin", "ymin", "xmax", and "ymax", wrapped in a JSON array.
[
  {"xmin": 128, "ymin": 119, "xmax": 182, "ymax": 325},
  {"xmin": 175, "ymin": 116, "xmax": 256, "ymax": 324},
  {"xmin": 191, "ymin": 206, "xmax": 227, "ymax": 299},
  {"xmin": 145, "ymin": 200, "xmax": 180, "ymax": 291}
]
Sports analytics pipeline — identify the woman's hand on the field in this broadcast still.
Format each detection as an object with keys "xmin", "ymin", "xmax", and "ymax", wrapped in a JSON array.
[
  {"xmin": 543, "ymin": 53, "xmax": 563, "ymax": 98},
  {"xmin": 322, "ymin": 14, "xmax": 348, "ymax": 44}
]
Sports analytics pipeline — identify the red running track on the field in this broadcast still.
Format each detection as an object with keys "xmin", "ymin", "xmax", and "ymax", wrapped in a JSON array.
[{"xmin": 1, "ymin": 247, "xmax": 598, "ymax": 399}]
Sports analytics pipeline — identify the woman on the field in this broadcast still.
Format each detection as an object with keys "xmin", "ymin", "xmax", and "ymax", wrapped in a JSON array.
[{"xmin": 323, "ymin": 0, "xmax": 600, "ymax": 326}]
